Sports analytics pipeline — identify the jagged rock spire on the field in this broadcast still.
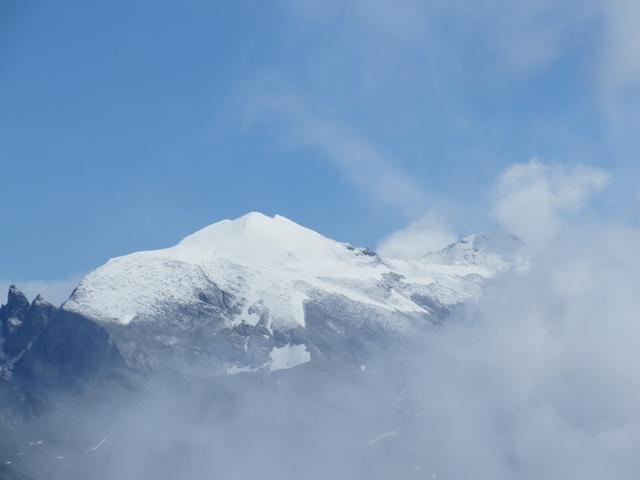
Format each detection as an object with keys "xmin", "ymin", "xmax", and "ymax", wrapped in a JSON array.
[
  {"xmin": 0, "ymin": 286, "xmax": 57, "ymax": 358},
  {"xmin": 4, "ymin": 285, "xmax": 30, "ymax": 315}
]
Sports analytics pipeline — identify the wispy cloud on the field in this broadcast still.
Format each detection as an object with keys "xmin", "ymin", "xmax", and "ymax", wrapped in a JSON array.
[
  {"xmin": 245, "ymin": 90, "xmax": 428, "ymax": 216},
  {"xmin": 243, "ymin": 0, "xmax": 639, "ymax": 224},
  {"xmin": 285, "ymin": 0, "xmax": 640, "ymax": 98},
  {"xmin": 377, "ymin": 212, "xmax": 456, "ymax": 259}
]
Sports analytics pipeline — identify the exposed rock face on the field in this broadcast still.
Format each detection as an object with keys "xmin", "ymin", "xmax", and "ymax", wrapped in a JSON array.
[
  {"xmin": 0, "ymin": 288, "xmax": 127, "ymax": 395},
  {"xmin": 9, "ymin": 300, "xmax": 55, "ymax": 360},
  {"xmin": 1, "ymin": 286, "xmax": 30, "ymax": 321},
  {"xmin": 0, "ymin": 286, "xmax": 31, "ymax": 352},
  {"xmin": 11, "ymin": 310, "xmax": 127, "ymax": 393},
  {"xmin": 0, "ymin": 287, "xmax": 56, "ymax": 359}
]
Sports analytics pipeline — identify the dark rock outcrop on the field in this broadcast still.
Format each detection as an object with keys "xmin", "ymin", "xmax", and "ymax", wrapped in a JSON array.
[
  {"xmin": 0, "ymin": 288, "xmax": 57, "ymax": 359},
  {"xmin": 0, "ymin": 287, "xmax": 128, "ymax": 395},
  {"xmin": 0, "ymin": 286, "xmax": 32, "ymax": 357},
  {"xmin": 11, "ymin": 309, "xmax": 127, "ymax": 393}
]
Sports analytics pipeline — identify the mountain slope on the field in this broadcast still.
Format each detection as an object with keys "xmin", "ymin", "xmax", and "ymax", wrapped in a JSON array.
[
  {"xmin": 64, "ymin": 212, "xmax": 499, "ymax": 326},
  {"xmin": 59, "ymin": 212, "xmax": 520, "ymax": 376}
]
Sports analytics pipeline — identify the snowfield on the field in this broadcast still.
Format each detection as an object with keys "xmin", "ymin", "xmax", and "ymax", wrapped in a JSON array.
[{"xmin": 64, "ymin": 212, "xmax": 518, "ymax": 327}]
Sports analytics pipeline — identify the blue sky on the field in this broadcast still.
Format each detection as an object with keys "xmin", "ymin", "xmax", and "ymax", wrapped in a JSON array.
[{"xmin": 2, "ymin": 0, "xmax": 640, "ymax": 290}]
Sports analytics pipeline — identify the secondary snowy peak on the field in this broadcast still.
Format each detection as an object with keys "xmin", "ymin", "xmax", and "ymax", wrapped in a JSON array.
[
  {"xmin": 63, "ymin": 213, "xmax": 504, "ymax": 332},
  {"xmin": 422, "ymin": 232, "xmax": 528, "ymax": 271}
]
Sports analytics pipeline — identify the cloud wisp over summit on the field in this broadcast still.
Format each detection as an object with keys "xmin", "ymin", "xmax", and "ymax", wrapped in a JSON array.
[{"xmin": 245, "ymin": 91, "xmax": 428, "ymax": 216}]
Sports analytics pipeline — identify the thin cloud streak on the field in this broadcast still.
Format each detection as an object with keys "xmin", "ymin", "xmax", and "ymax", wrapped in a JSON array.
[{"xmin": 245, "ymin": 90, "xmax": 428, "ymax": 216}]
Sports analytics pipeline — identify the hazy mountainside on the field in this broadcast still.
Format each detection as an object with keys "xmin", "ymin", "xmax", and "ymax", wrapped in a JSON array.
[
  {"xmin": 0, "ymin": 212, "xmax": 526, "ymax": 389},
  {"xmin": 0, "ymin": 212, "xmax": 527, "ymax": 480}
]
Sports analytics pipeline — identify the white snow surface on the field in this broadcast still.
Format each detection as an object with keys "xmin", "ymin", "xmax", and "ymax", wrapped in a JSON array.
[
  {"xmin": 225, "ymin": 343, "xmax": 311, "ymax": 374},
  {"xmin": 63, "ymin": 212, "xmax": 514, "ymax": 329},
  {"xmin": 268, "ymin": 343, "xmax": 311, "ymax": 371}
]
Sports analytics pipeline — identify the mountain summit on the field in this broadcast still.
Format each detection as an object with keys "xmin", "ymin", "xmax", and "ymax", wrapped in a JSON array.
[{"xmin": 65, "ymin": 211, "xmax": 434, "ymax": 327}]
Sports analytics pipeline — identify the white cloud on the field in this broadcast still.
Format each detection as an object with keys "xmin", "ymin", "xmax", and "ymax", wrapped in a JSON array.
[
  {"xmin": 492, "ymin": 159, "xmax": 610, "ymax": 246},
  {"xmin": 0, "ymin": 275, "xmax": 80, "ymax": 307},
  {"xmin": 377, "ymin": 213, "xmax": 456, "ymax": 259},
  {"xmin": 405, "ymin": 221, "xmax": 640, "ymax": 479}
]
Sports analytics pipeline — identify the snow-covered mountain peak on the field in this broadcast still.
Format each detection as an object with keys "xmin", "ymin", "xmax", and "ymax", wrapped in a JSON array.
[
  {"xmin": 58, "ymin": 213, "xmax": 526, "ymax": 375},
  {"xmin": 63, "ymin": 213, "xmax": 394, "ymax": 328}
]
